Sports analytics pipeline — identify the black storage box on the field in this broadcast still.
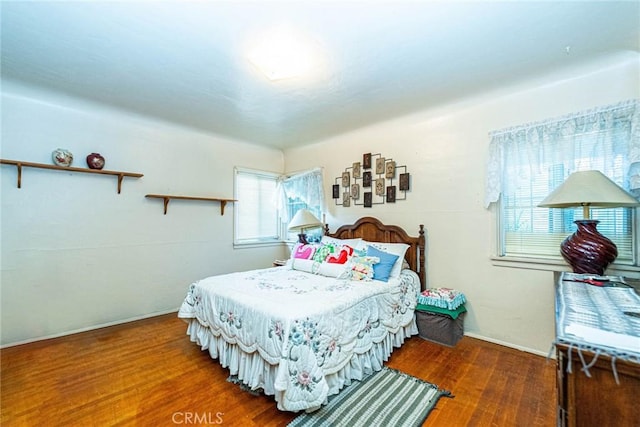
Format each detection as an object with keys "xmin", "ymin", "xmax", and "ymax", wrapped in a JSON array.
[{"xmin": 415, "ymin": 306, "xmax": 465, "ymax": 347}]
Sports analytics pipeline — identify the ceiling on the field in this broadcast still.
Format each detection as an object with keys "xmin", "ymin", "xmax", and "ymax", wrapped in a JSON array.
[{"xmin": 2, "ymin": 1, "xmax": 639, "ymax": 149}]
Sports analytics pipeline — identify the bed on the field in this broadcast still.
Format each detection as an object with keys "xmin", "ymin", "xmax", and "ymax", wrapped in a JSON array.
[{"xmin": 178, "ymin": 217, "xmax": 426, "ymax": 412}]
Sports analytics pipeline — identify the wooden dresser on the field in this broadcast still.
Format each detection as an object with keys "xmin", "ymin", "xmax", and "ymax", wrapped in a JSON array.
[{"xmin": 555, "ymin": 272, "xmax": 640, "ymax": 427}]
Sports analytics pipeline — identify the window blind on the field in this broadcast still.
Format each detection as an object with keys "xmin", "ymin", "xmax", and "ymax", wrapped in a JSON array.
[{"xmin": 235, "ymin": 169, "xmax": 279, "ymax": 243}]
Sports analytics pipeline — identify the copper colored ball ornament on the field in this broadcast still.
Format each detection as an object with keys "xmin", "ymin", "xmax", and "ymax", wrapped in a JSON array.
[{"xmin": 86, "ymin": 153, "xmax": 105, "ymax": 170}]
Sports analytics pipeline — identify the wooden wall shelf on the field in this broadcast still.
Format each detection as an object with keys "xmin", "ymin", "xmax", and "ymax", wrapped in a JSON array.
[
  {"xmin": 0, "ymin": 159, "xmax": 143, "ymax": 194},
  {"xmin": 145, "ymin": 194, "xmax": 237, "ymax": 215}
]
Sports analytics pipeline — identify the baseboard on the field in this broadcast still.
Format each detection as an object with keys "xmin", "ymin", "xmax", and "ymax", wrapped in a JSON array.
[
  {"xmin": 0, "ymin": 308, "xmax": 180, "ymax": 349},
  {"xmin": 3, "ymin": 311, "xmax": 555, "ymax": 360},
  {"xmin": 464, "ymin": 332, "xmax": 554, "ymax": 359}
]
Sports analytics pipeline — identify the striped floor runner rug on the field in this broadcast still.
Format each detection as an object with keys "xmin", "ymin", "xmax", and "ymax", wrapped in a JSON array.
[{"xmin": 288, "ymin": 367, "xmax": 452, "ymax": 427}]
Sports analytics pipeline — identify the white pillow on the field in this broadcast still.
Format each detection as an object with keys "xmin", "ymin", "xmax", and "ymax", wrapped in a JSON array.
[
  {"xmin": 363, "ymin": 241, "xmax": 410, "ymax": 279},
  {"xmin": 289, "ymin": 258, "xmax": 351, "ymax": 279},
  {"xmin": 321, "ymin": 235, "xmax": 363, "ymax": 248}
]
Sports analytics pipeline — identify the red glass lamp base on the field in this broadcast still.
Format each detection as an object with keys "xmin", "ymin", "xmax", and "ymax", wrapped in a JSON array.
[{"xmin": 560, "ymin": 220, "xmax": 617, "ymax": 276}]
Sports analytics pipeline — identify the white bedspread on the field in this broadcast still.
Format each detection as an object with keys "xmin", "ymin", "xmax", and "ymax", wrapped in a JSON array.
[{"xmin": 178, "ymin": 266, "xmax": 420, "ymax": 412}]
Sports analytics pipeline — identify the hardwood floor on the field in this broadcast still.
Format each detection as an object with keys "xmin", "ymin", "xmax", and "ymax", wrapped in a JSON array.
[{"xmin": 1, "ymin": 313, "xmax": 556, "ymax": 426}]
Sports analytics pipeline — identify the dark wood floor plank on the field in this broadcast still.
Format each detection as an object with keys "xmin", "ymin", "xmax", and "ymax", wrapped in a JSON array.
[{"xmin": 1, "ymin": 313, "xmax": 556, "ymax": 426}]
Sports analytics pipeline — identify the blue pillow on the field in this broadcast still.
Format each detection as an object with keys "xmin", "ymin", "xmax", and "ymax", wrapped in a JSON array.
[{"xmin": 366, "ymin": 245, "xmax": 399, "ymax": 282}]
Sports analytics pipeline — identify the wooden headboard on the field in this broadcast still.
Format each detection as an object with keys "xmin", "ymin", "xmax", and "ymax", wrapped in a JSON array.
[{"xmin": 324, "ymin": 216, "xmax": 426, "ymax": 289}]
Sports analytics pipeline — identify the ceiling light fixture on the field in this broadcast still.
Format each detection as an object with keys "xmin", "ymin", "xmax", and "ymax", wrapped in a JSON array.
[{"xmin": 247, "ymin": 25, "xmax": 323, "ymax": 81}]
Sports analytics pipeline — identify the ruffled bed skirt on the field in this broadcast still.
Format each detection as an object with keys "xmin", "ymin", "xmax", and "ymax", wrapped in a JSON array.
[{"xmin": 184, "ymin": 318, "xmax": 418, "ymax": 412}]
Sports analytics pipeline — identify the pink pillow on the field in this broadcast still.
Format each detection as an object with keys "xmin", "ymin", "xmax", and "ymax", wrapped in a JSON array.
[{"xmin": 293, "ymin": 243, "xmax": 317, "ymax": 260}]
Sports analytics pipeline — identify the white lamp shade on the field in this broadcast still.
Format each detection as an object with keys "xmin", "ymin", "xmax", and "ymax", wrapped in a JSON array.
[
  {"xmin": 288, "ymin": 209, "xmax": 322, "ymax": 231},
  {"xmin": 538, "ymin": 170, "xmax": 639, "ymax": 208}
]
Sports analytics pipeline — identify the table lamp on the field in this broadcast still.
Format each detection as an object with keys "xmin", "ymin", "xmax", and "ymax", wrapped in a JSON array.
[
  {"xmin": 288, "ymin": 209, "xmax": 323, "ymax": 244},
  {"xmin": 538, "ymin": 170, "xmax": 639, "ymax": 275}
]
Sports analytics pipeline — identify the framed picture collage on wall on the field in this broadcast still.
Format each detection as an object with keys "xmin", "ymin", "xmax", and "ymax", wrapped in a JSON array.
[{"xmin": 333, "ymin": 152, "xmax": 411, "ymax": 207}]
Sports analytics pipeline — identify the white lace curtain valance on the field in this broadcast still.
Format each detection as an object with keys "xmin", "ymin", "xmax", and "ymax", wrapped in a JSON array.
[
  {"xmin": 484, "ymin": 99, "xmax": 640, "ymax": 208},
  {"xmin": 276, "ymin": 167, "xmax": 325, "ymax": 224}
]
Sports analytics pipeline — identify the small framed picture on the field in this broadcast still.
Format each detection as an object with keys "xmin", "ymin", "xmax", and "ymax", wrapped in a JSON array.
[
  {"xmin": 399, "ymin": 173, "xmax": 410, "ymax": 191},
  {"xmin": 342, "ymin": 192, "xmax": 351, "ymax": 207},
  {"xmin": 342, "ymin": 171, "xmax": 350, "ymax": 187},
  {"xmin": 332, "ymin": 184, "xmax": 340, "ymax": 199},
  {"xmin": 352, "ymin": 162, "xmax": 362, "ymax": 179},
  {"xmin": 385, "ymin": 161, "xmax": 396, "ymax": 179},
  {"xmin": 364, "ymin": 192, "xmax": 372, "ymax": 208},
  {"xmin": 363, "ymin": 153, "xmax": 372, "ymax": 169},
  {"xmin": 375, "ymin": 178, "xmax": 385, "ymax": 196},
  {"xmin": 376, "ymin": 157, "xmax": 385, "ymax": 175},
  {"xmin": 363, "ymin": 171, "xmax": 372, "ymax": 188},
  {"xmin": 386, "ymin": 185, "xmax": 396, "ymax": 203},
  {"xmin": 351, "ymin": 183, "xmax": 360, "ymax": 199}
]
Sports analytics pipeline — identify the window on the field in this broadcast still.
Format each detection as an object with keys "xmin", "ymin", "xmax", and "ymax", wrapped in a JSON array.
[
  {"xmin": 234, "ymin": 167, "xmax": 325, "ymax": 245},
  {"xmin": 486, "ymin": 100, "xmax": 640, "ymax": 266},
  {"xmin": 234, "ymin": 168, "xmax": 279, "ymax": 245}
]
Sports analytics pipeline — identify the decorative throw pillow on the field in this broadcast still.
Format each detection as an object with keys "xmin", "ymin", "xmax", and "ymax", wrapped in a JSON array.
[
  {"xmin": 292, "ymin": 243, "xmax": 318, "ymax": 260},
  {"xmin": 326, "ymin": 245, "xmax": 354, "ymax": 264},
  {"xmin": 352, "ymin": 247, "xmax": 367, "ymax": 258},
  {"xmin": 348, "ymin": 256, "xmax": 380, "ymax": 281},
  {"xmin": 290, "ymin": 259, "xmax": 351, "ymax": 278},
  {"xmin": 366, "ymin": 245, "xmax": 399, "ymax": 282},
  {"xmin": 312, "ymin": 244, "xmax": 336, "ymax": 263},
  {"xmin": 364, "ymin": 241, "xmax": 409, "ymax": 279}
]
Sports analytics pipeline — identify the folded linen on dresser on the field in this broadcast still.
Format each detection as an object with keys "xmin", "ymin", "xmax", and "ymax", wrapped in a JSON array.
[
  {"xmin": 557, "ymin": 280, "xmax": 640, "ymax": 357},
  {"xmin": 418, "ymin": 288, "xmax": 466, "ymax": 310},
  {"xmin": 564, "ymin": 323, "xmax": 640, "ymax": 355}
]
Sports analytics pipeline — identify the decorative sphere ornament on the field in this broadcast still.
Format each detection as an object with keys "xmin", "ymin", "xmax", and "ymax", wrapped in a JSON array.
[
  {"xmin": 86, "ymin": 153, "xmax": 105, "ymax": 170},
  {"xmin": 52, "ymin": 148, "xmax": 73, "ymax": 167}
]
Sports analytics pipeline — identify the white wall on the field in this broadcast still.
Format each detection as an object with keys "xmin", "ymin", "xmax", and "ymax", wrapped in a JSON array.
[
  {"xmin": 284, "ymin": 54, "xmax": 640, "ymax": 355},
  {"xmin": 0, "ymin": 80, "xmax": 285, "ymax": 346}
]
